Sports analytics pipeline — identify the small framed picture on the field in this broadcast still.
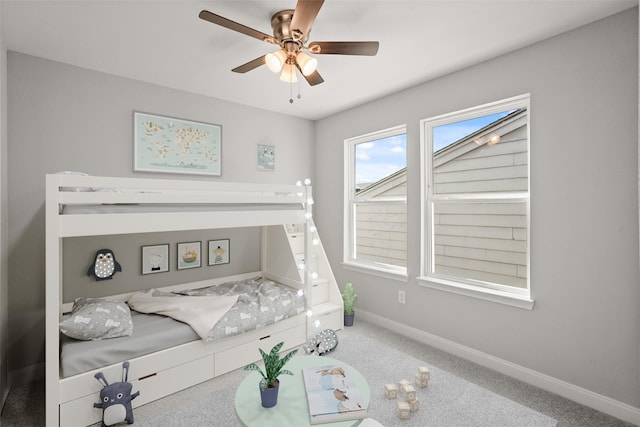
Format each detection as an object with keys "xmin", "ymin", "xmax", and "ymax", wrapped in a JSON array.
[
  {"xmin": 141, "ymin": 244, "xmax": 169, "ymax": 274},
  {"xmin": 257, "ymin": 144, "xmax": 275, "ymax": 171},
  {"xmin": 208, "ymin": 239, "xmax": 230, "ymax": 266},
  {"xmin": 177, "ymin": 241, "xmax": 202, "ymax": 270}
]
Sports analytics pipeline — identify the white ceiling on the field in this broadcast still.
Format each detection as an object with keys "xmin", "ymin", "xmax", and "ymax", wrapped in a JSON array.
[{"xmin": 1, "ymin": 0, "xmax": 637, "ymax": 120}]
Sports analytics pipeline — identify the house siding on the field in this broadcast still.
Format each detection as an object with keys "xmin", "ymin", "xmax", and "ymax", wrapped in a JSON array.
[
  {"xmin": 355, "ymin": 200, "xmax": 407, "ymax": 267},
  {"xmin": 431, "ymin": 111, "xmax": 528, "ymax": 287},
  {"xmin": 354, "ymin": 172, "xmax": 407, "ymax": 267}
]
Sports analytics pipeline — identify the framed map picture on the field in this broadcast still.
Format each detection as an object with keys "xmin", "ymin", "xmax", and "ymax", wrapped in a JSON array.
[{"xmin": 134, "ymin": 112, "xmax": 222, "ymax": 176}]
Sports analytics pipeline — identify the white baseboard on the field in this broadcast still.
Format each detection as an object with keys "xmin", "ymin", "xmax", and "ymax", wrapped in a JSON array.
[
  {"xmin": 8, "ymin": 362, "xmax": 44, "ymax": 387},
  {"xmin": 357, "ymin": 309, "xmax": 640, "ymax": 426}
]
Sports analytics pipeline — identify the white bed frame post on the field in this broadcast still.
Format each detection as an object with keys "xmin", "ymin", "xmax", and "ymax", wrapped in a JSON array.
[
  {"xmin": 45, "ymin": 174, "xmax": 62, "ymax": 427},
  {"xmin": 304, "ymin": 184, "xmax": 313, "ymax": 336}
]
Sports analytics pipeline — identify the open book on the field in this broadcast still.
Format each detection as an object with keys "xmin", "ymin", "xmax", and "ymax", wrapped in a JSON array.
[{"xmin": 301, "ymin": 364, "xmax": 368, "ymax": 425}]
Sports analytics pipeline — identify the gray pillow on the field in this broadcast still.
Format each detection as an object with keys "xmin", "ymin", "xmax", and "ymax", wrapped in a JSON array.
[{"xmin": 59, "ymin": 298, "xmax": 133, "ymax": 340}]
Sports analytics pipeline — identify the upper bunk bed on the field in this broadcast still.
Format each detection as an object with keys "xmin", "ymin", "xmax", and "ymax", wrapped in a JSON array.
[{"xmin": 46, "ymin": 173, "xmax": 312, "ymax": 237}]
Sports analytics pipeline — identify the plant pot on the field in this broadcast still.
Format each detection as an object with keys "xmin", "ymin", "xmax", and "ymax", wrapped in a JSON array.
[
  {"xmin": 259, "ymin": 380, "xmax": 279, "ymax": 408},
  {"xmin": 344, "ymin": 312, "xmax": 355, "ymax": 327}
]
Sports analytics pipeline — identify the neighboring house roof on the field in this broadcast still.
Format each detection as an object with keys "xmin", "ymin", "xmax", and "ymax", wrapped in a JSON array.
[
  {"xmin": 433, "ymin": 107, "xmax": 528, "ymax": 168},
  {"xmin": 356, "ymin": 167, "xmax": 407, "ymax": 200},
  {"xmin": 355, "ymin": 108, "xmax": 527, "ymax": 200}
]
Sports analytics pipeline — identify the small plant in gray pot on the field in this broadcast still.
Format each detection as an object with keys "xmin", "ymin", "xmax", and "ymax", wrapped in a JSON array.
[
  {"xmin": 244, "ymin": 341, "xmax": 298, "ymax": 408},
  {"xmin": 341, "ymin": 282, "xmax": 358, "ymax": 327}
]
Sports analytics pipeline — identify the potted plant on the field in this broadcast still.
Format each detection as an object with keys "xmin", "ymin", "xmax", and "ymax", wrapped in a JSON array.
[
  {"xmin": 244, "ymin": 341, "xmax": 298, "ymax": 408},
  {"xmin": 341, "ymin": 282, "xmax": 358, "ymax": 327}
]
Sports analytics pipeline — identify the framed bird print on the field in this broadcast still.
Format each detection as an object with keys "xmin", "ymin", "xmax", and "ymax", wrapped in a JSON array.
[
  {"xmin": 177, "ymin": 241, "xmax": 201, "ymax": 270},
  {"xmin": 208, "ymin": 239, "xmax": 230, "ymax": 266},
  {"xmin": 133, "ymin": 111, "xmax": 222, "ymax": 176},
  {"xmin": 141, "ymin": 244, "xmax": 169, "ymax": 275}
]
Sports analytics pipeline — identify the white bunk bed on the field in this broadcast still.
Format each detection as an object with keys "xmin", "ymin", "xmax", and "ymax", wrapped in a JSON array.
[{"xmin": 45, "ymin": 174, "xmax": 342, "ymax": 427}]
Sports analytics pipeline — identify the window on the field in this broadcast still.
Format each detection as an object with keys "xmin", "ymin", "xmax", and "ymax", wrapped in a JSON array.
[
  {"xmin": 419, "ymin": 95, "xmax": 532, "ymax": 308},
  {"xmin": 344, "ymin": 125, "xmax": 407, "ymax": 278}
]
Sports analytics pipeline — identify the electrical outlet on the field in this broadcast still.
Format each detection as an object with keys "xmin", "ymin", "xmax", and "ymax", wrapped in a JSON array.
[{"xmin": 398, "ymin": 290, "xmax": 406, "ymax": 304}]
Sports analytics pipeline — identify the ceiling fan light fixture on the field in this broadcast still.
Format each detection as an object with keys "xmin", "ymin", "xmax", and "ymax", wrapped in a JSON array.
[
  {"xmin": 199, "ymin": 1, "xmax": 379, "ymax": 87},
  {"xmin": 265, "ymin": 49, "xmax": 287, "ymax": 73},
  {"xmin": 296, "ymin": 51, "xmax": 318, "ymax": 76},
  {"xmin": 280, "ymin": 63, "xmax": 298, "ymax": 82}
]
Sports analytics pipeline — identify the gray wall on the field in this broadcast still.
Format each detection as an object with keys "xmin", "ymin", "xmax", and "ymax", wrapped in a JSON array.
[
  {"xmin": 315, "ymin": 9, "xmax": 640, "ymax": 408},
  {"xmin": 63, "ymin": 228, "xmax": 262, "ymax": 301},
  {"xmin": 0, "ymin": 1, "xmax": 8, "ymax": 408},
  {"xmin": 6, "ymin": 52, "xmax": 314, "ymax": 376}
]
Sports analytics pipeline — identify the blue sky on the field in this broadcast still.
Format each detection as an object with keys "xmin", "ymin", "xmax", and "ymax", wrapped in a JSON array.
[
  {"xmin": 433, "ymin": 110, "xmax": 513, "ymax": 151},
  {"xmin": 355, "ymin": 134, "xmax": 406, "ymax": 185},
  {"xmin": 354, "ymin": 110, "xmax": 513, "ymax": 186}
]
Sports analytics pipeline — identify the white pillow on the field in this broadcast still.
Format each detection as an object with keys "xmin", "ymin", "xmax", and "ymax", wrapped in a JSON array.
[{"xmin": 59, "ymin": 298, "xmax": 133, "ymax": 340}]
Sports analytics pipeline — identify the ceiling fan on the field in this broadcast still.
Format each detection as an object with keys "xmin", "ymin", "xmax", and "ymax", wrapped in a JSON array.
[{"xmin": 199, "ymin": 0, "xmax": 379, "ymax": 86}]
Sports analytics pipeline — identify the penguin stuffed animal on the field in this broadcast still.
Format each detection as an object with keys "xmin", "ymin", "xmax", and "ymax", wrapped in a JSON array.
[{"xmin": 88, "ymin": 249, "xmax": 122, "ymax": 281}]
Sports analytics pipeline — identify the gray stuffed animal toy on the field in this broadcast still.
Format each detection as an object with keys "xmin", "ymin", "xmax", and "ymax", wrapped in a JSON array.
[
  {"xmin": 304, "ymin": 329, "xmax": 339, "ymax": 355},
  {"xmin": 93, "ymin": 361, "xmax": 139, "ymax": 427}
]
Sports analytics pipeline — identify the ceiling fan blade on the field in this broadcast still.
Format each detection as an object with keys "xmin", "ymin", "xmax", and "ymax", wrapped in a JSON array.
[
  {"xmin": 290, "ymin": 0, "xmax": 325, "ymax": 37},
  {"xmin": 309, "ymin": 41, "xmax": 379, "ymax": 56},
  {"xmin": 199, "ymin": 10, "xmax": 273, "ymax": 43},
  {"xmin": 232, "ymin": 55, "xmax": 266, "ymax": 73},
  {"xmin": 303, "ymin": 70, "xmax": 324, "ymax": 86},
  {"xmin": 295, "ymin": 63, "xmax": 324, "ymax": 86}
]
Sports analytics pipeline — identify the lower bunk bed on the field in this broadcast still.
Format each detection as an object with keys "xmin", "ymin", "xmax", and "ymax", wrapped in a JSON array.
[{"xmin": 57, "ymin": 273, "xmax": 307, "ymax": 427}]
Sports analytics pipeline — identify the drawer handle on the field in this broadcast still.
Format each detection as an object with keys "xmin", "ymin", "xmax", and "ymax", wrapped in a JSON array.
[
  {"xmin": 138, "ymin": 373, "xmax": 157, "ymax": 381},
  {"xmin": 259, "ymin": 335, "xmax": 271, "ymax": 341}
]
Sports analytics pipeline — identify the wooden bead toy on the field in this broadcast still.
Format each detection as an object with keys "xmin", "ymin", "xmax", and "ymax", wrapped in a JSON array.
[
  {"xmin": 415, "ymin": 372, "xmax": 429, "ymax": 388},
  {"xmin": 384, "ymin": 383, "xmax": 398, "ymax": 399},
  {"xmin": 418, "ymin": 366, "xmax": 430, "ymax": 380},
  {"xmin": 397, "ymin": 401, "xmax": 411, "ymax": 419},
  {"xmin": 403, "ymin": 384, "xmax": 416, "ymax": 401}
]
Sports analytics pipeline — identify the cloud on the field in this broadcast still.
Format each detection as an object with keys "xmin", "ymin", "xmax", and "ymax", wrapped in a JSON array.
[{"xmin": 359, "ymin": 142, "xmax": 374, "ymax": 149}]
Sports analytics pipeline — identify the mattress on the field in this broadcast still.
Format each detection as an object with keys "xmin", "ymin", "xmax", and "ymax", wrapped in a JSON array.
[{"xmin": 60, "ymin": 311, "xmax": 198, "ymax": 378}]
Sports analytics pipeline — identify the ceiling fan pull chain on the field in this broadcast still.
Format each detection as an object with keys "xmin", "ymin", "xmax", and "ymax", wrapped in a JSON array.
[{"xmin": 289, "ymin": 77, "xmax": 294, "ymax": 103}]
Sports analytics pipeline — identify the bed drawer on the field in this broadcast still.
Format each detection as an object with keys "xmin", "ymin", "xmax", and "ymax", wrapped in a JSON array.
[
  {"xmin": 132, "ymin": 354, "xmax": 214, "ymax": 402},
  {"xmin": 310, "ymin": 278, "xmax": 329, "ymax": 305},
  {"xmin": 294, "ymin": 253, "xmax": 318, "ymax": 271},
  {"xmin": 214, "ymin": 324, "xmax": 306, "ymax": 376},
  {"xmin": 316, "ymin": 309, "xmax": 343, "ymax": 332},
  {"xmin": 59, "ymin": 355, "xmax": 214, "ymax": 427},
  {"xmin": 289, "ymin": 232, "xmax": 305, "ymax": 254}
]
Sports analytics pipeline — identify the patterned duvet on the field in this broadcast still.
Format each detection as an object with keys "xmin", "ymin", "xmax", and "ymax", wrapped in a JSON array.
[{"xmin": 176, "ymin": 276, "xmax": 306, "ymax": 339}]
